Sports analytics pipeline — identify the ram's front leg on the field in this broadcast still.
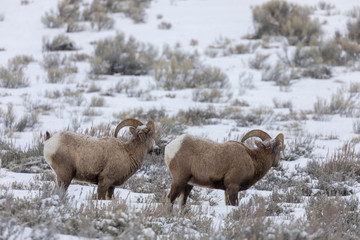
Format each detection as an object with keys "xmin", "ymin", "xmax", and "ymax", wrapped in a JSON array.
[
  {"xmin": 225, "ymin": 184, "xmax": 240, "ymax": 206},
  {"xmin": 106, "ymin": 186, "xmax": 115, "ymax": 200},
  {"xmin": 97, "ymin": 177, "xmax": 113, "ymax": 200}
]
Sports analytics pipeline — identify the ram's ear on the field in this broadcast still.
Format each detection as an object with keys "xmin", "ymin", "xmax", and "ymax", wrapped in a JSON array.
[
  {"xmin": 146, "ymin": 120, "xmax": 155, "ymax": 135},
  {"xmin": 255, "ymin": 140, "xmax": 265, "ymax": 149},
  {"xmin": 45, "ymin": 131, "xmax": 51, "ymax": 140},
  {"xmin": 129, "ymin": 127, "xmax": 136, "ymax": 136},
  {"xmin": 275, "ymin": 133, "xmax": 285, "ymax": 151},
  {"xmin": 138, "ymin": 131, "xmax": 146, "ymax": 142}
]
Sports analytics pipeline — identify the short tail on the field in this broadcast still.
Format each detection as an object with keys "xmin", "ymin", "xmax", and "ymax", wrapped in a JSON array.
[{"xmin": 45, "ymin": 131, "xmax": 51, "ymax": 141}]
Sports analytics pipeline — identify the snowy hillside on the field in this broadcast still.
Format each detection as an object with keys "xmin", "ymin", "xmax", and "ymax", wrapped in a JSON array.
[{"xmin": 1, "ymin": 0, "xmax": 360, "ymax": 239}]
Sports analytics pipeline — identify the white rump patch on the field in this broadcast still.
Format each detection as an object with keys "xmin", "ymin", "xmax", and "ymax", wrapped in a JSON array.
[
  {"xmin": 164, "ymin": 134, "xmax": 186, "ymax": 167},
  {"xmin": 43, "ymin": 133, "xmax": 61, "ymax": 165}
]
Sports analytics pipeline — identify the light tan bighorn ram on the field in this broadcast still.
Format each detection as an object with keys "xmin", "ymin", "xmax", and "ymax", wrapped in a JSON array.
[
  {"xmin": 164, "ymin": 129, "xmax": 285, "ymax": 206},
  {"xmin": 43, "ymin": 119, "xmax": 155, "ymax": 200}
]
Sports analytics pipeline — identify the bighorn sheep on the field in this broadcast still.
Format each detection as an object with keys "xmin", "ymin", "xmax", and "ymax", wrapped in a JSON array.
[
  {"xmin": 164, "ymin": 130, "xmax": 285, "ymax": 206},
  {"xmin": 43, "ymin": 119, "xmax": 155, "ymax": 200}
]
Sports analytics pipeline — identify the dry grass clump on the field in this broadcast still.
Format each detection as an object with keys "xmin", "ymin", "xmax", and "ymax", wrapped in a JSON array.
[
  {"xmin": 42, "ymin": 0, "xmax": 151, "ymax": 31},
  {"xmin": 113, "ymin": 78, "xmax": 152, "ymax": 98},
  {"xmin": 252, "ymin": 0, "xmax": 321, "ymax": 45},
  {"xmin": 114, "ymin": 78, "xmax": 139, "ymax": 95},
  {"xmin": 87, "ymin": 81, "xmax": 101, "ymax": 93},
  {"xmin": 83, "ymin": 107, "xmax": 102, "ymax": 117},
  {"xmin": 295, "ymin": 35, "xmax": 360, "ymax": 68},
  {"xmin": 248, "ymin": 52, "xmax": 270, "ymax": 70},
  {"xmin": 1, "ymin": 102, "xmax": 40, "ymax": 135},
  {"xmin": 313, "ymin": 89, "xmax": 356, "ymax": 119},
  {"xmin": 62, "ymin": 88, "xmax": 85, "ymax": 106},
  {"xmin": 273, "ymin": 98, "xmax": 292, "ymax": 109},
  {"xmin": 301, "ymin": 64, "xmax": 332, "ymax": 80},
  {"xmin": 253, "ymin": 166, "xmax": 291, "ymax": 191},
  {"xmin": 83, "ymin": 0, "xmax": 151, "ymax": 25},
  {"xmin": 82, "ymin": 1, "xmax": 114, "ymax": 31},
  {"xmin": 347, "ymin": 16, "xmax": 360, "ymax": 44},
  {"xmin": 303, "ymin": 143, "xmax": 360, "ymax": 196},
  {"xmin": 158, "ymin": 21, "xmax": 172, "ymax": 30},
  {"xmin": 353, "ymin": 119, "xmax": 360, "ymax": 134},
  {"xmin": 293, "ymin": 45, "xmax": 321, "ymax": 68},
  {"xmin": 43, "ymin": 34, "xmax": 77, "ymax": 51},
  {"xmin": 261, "ymin": 61, "xmax": 292, "ymax": 87},
  {"xmin": 2, "ymin": 104, "xmax": 16, "ymax": 132},
  {"xmin": 69, "ymin": 53, "xmax": 90, "ymax": 62},
  {"xmin": 305, "ymin": 195, "xmax": 360, "ymax": 239},
  {"xmin": 317, "ymin": 1, "xmax": 335, "ymax": 11},
  {"xmin": 0, "ymin": 55, "xmax": 34, "ymax": 88},
  {"xmin": 13, "ymin": 113, "xmax": 39, "ymax": 133},
  {"xmin": 282, "ymin": 134, "xmax": 316, "ymax": 161},
  {"xmin": 90, "ymin": 96, "xmax": 105, "ymax": 107},
  {"xmin": 0, "ymin": 136, "xmax": 47, "ymax": 173},
  {"xmin": 223, "ymin": 196, "xmax": 276, "ymax": 239},
  {"xmin": 42, "ymin": 53, "xmax": 77, "ymax": 83},
  {"xmin": 90, "ymin": 12, "xmax": 114, "ymax": 31},
  {"xmin": 114, "ymin": 107, "xmax": 167, "ymax": 122},
  {"xmin": 291, "ymin": 35, "xmax": 360, "ymax": 79},
  {"xmin": 176, "ymin": 106, "xmax": 220, "ymax": 126},
  {"xmin": 154, "ymin": 45, "xmax": 228, "ymax": 90},
  {"xmin": 101, "ymin": 0, "xmax": 151, "ymax": 24},
  {"xmin": 347, "ymin": 6, "xmax": 360, "ymax": 18},
  {"xmin": 41, "ymin": 0, "xmax": 81, "ymax": 28},
  {"xmin": 291, "ymin": 45, "xmax": 331, "ymax": 79},
  {"xmin": 238, "ymin": 72, "xmax": 255, "ymax": 95},
  {"xmin": 91, "ymin": 33, "xmax": 157, "ymax": 76},
  {"xmin": 251, "ymin": 55, "xmax": 296, "ymax": 88},
  {"xmin": 205, "ymin": 36, "xmax": 252, "ymax": 58},
  {"xmin": 319, "ymin": 143, "xmax": 360, "ymax": 182},
  {"xmin": 235, "ymin": 106, "xmax": 275, "ymax": 127},
  {"xmin": 192, "ymin": 88, "xmax": 225, "ymax": 103},
  {"xmin": 75, "ymin": 122, "xmax": 113, "ymax": 138}
]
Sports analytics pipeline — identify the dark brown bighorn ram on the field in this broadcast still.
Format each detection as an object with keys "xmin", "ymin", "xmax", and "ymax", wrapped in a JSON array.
[
  {"xmin": 44, "ymin": 119, "xmax": 155, "ymax": 200},
  {"xmin": 164, "ymin": 129, "xmax": 285, "ymax": 206}
]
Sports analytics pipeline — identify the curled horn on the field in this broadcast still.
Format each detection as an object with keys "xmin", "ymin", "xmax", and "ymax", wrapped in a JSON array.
[
  {"xmin": 275, "ymin": 133, "xmax": 285, "ymax": 150},
  {"xmin": 146, "ymin": 120, "xmax": 156, "ymax": 135},
  {"xmin": 241, "ymin": 129, "xmax": 272, "ymax": 143},
  {"xmin": 114, "ymin": 119, "xmax": 144, "ymax": 138}
]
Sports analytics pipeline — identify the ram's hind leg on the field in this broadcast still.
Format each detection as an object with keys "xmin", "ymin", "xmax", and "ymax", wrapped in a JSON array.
[
  {"xmin": 180, "ymin": 184, "xmax": 193, "ymax": 206},
  {"xmin": 168, "ymin": 184, "xmax": 183, "ymax": 204},
  {"xmin": 225, "ymin": 184, "xmax": 239, "ymax": 206},
  {"xmin": 168, "ymin": 179, "xmax": 190, "ymax": 204},
  {"xmin": 54, "ymin": 168, "xmax": 74, "ymax": 193},
  {"xmin": 98, "ymin": 177, "xmax": 114, "ymax": 200}
]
